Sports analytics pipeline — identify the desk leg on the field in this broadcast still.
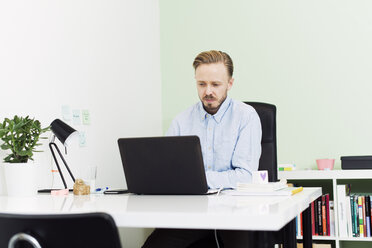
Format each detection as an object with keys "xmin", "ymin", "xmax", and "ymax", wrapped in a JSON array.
[
  {"xmin": 283, "ymin": 219, "xmax": 296, "ymax": 248},
  {"xmin": 251, "ymin": 231, "xmax": 274, "ymax": 248},
  {"xmin": 302, "ymin": 206, "xmax": 312, "ymax": 248},
  {"xmin": 257, "ymin": 231, "xmax": 274, "ymax": 248}
]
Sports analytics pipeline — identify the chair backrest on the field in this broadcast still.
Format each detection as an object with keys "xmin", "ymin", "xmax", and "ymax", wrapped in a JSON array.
[
  {"xmin": 0, "ymin": 212, "xmax": 121, "ymax": 248},
  {"xmin": 244, "ymin": 102, "xmax": 277, "ymax": 182}
]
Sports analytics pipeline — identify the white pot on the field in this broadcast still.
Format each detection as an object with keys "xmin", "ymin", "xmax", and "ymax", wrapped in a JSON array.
[
  {"xmin": 3, "ymin": 162, "xmax": 38, "ymax": 196},
  {"xmin": 0, "ymin": 165, "xmax": 5, "ymax": 195}
]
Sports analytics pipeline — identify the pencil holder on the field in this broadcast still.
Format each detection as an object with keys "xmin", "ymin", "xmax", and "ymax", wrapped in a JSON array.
[{"xmin": 316, "ymin": 159, "xmax": 335, "ymax": 170}]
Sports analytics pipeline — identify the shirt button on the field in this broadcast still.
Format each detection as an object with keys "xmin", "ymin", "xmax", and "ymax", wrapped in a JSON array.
[
  {"xmin": 208, "ymin": 146, "xmax": 211, "ymax": 150},
  {"xmin": 208, "ymin": 128, "xmax": 212, "ymax": 131},
  {"xmin": 208, "ymin": 166, "xmax": 211, "ymax": 169}
]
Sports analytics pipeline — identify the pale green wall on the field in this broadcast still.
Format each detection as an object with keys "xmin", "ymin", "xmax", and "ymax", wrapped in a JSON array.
[{"xmin": 160, "ymin": 0, "xmax": 372, "ymax": 170}]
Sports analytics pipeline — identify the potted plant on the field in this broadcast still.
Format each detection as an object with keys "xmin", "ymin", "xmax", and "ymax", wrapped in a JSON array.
[{"xmin": 0, "ymin": 116, "xmax": 49, "ymax": 196}]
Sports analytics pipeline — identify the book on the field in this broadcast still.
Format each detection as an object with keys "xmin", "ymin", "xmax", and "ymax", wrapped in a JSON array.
[
  {"xmin": 355, "ymin": 195, "xmax": 360, "ymax": 237},
  {"xmin": 337, "ymin": 185, "xmax": 348, "ymax": 237},
  {"xmin": 313, "ymin": 244, "xmax": 331, "ymax": 248},
  {"xmin": 296, "ymin": 214, "xmax": 301, "ymax": 237},
  {"xmin": 358, "ymin": 195, "xmax": 364, "ymax": 237},
  {"xmin": 366, "ymin": 195, "xmax": 371, "ymax": 237},
  {"xmin": 350, "ymin": 195, "xmax": 356, "ymax": 237},
  {"xmin": 363, "ymin": 196, "xmax": 367, "ymax": 237},
  {"xmin": 370, "ymin": 196, "xmax": 372, "ymax": 237},
  {"xmin": 329, "ymin": 200, "xmax": 335, "ymax": 236},
  {"xmin": 318, "ymin": 196, "xmax": 322, "ymax": 235},
  {"xmin": 325, "ymin": 194, "xmax": 330, "ymax": 236},
  {"xmin": 314, "ymin": 196, "xmax": 319, "ymax": 236},
  {"xmin": 311, "ymin": 201, "xmax": 315, "ymax": 236},
  {"xmin": 345, "ymin": 195, "xmax": 352, "ymax": 237},
  {"xmin": 322, "ymin": 195, "xmax": 326, "ymax": 236},
  {"xmin": 236, "ymin": 179, "xmax": 288, "ymax": 192}
]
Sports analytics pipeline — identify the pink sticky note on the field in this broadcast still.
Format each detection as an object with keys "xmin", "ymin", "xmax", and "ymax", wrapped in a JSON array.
[{"xmin": 51, "ymin": 189, "xmax": 69, "ymax": 196}]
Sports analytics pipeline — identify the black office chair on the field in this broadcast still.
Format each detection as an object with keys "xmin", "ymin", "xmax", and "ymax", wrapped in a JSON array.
[
  {"xmin": 0, "ymin": 212, "xmax": 122, "ymax": 248},
  {"xmin": 244, "ymin": 102, "xmax": 277, "ymax": 182},
  {"xmin": 188, "ymin": 102, "xmax": 278, "ymax": 248}
]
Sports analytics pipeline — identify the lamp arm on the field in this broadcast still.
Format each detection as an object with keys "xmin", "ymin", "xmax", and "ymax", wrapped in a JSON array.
[{"xmin": 49, "ymin": 142, "xmax": 76, "ymax": 189}]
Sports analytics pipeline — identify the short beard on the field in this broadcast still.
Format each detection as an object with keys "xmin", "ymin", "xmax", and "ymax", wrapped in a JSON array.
[{"xmin": 202, "ymin": 94, "xmax": 227, "ymax": 115}]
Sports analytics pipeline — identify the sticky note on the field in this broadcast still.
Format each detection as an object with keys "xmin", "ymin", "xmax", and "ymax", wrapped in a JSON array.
[
  {"xmin": 51, "ymin": 189, "xmax": 69, "ymax": 195},
  {"xmin": 79, "ymin": 131, "xmax": 87, "ymax": 147},
  {"xmin": 72, "ymin": 109, "xmax": 81, "ymax": 125},
  {"xmin": 252, "ymin": 170, "xmax": 269, "ymax": 184},
  {"xmin": 82, "ymin": 110, "xmax": 90, "ymax": 125},
  {"xmin": 61, "ymin": 105, "xmax": 71, "ymax": 121}
]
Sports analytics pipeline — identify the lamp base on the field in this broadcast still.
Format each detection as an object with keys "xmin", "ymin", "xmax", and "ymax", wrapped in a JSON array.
[{"xmin": 38, "ymin": 189, "xmax": 73, "ymax": 193}]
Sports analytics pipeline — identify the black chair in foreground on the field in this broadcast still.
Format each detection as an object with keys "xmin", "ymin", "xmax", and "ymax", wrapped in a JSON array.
[{"xmin": 0, "ymin": 212, "xmax": 121, "ymax": 248}]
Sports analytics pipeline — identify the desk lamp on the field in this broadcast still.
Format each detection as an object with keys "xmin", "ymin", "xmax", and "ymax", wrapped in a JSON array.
[{"xmin": 49, "ymin": 119, "xmax": 79, "ymax": 189}]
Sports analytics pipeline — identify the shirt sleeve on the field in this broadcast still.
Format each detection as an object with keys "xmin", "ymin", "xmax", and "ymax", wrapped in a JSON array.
[
  {"xmin": 205, "ymin": 111, "xmax": 262, "ymax": 189},
  {"xmin": 165, "ymin": 118, "xmax": 180, "ymax": 136}
]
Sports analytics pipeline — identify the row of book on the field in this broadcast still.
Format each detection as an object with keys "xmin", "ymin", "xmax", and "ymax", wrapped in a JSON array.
[
  {"xmin": 296, "ymin": 194, "xmax": 335, "ymax": 237},
  {"xmin": 311, "ymin": 194, "xmax": 335, "ymax": 236},
  {"xmin": 337, "ymin": 184, "xmax": 372, "ymax": 237},
  {"xmin": 296, "ymin": 184, "xmax": 372, "ymax": 238}
]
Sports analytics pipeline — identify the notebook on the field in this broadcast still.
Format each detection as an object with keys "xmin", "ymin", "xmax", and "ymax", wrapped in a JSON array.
[{"xmin": 117, "ymin": 136, "xmax": 209, "ymax": 195}]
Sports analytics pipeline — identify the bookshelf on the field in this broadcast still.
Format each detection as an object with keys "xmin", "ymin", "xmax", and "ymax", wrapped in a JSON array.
[{"xmin": 279, "ymin": 170, "xmax": 372, "ymax": 248}]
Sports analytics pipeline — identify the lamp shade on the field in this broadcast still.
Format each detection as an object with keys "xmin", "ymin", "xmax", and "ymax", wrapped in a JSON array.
[{"xmin": 50, "ymin": 119, "xmax": 78, "ymax": 146}]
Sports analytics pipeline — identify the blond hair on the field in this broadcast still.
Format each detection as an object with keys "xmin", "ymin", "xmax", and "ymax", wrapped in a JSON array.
[{"xmin": 193, "ymin": 50, "xmax": 233, "ymax": 78}]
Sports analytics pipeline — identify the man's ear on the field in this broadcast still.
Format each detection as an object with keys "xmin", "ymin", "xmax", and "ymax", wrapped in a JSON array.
[{"xmin": 227, "ymin": 77, "xmax": 234, "ymax": 90}]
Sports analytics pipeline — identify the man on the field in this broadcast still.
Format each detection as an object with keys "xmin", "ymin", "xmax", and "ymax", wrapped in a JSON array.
[{"xmin": 142, "ymin": 50, "xmax": 262, "ymax": 248}]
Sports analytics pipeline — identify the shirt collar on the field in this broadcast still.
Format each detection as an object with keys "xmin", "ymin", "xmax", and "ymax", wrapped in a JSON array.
[{"xmin": 198, "ymin": 96, "xmax": 232, "ymax": 123}]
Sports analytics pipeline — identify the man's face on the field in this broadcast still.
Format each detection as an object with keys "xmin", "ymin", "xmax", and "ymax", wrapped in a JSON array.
[{"xmin": 195, "ymin": 62, "xmax": 234, "ymax": 115}]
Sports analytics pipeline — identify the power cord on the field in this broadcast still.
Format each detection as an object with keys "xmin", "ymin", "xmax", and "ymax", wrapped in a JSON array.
[
  {"xmin": 216, "ymin": 187, "xmax": 224, "ymax": 196},
  {"xmin": 214, "ymin": 229, "xmax": 221, "ymax": 248},
  {"xmin": 214, "ymin": 187, "xmax": 223, "ymax": 248}
]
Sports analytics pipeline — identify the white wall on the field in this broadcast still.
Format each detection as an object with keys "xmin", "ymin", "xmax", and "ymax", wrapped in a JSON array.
[{"xmin": 0, "ymin": 1, "xmax": 161, "ymax": 247}]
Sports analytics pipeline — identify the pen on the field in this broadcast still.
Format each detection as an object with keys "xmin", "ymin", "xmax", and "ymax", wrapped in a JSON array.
[{"xmin": 95, "ymin": 187, "xmax": 109, "ymax": 192}]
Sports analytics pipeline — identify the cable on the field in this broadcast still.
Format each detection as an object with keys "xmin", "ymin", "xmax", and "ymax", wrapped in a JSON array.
[
  {"xmin": 214, "ymin": 229, "xmax": 221, "ymax": 248},
  {"xmin": 216, "ymin": 187, "xmax": 223, "ymax": 196},
  {"xmin": 214, "ymin": 186, "xmax": 223, "ymax": 248},
  {"xmin": 48, "ymin": 133, "xmax": 55, "ymax": 189}
]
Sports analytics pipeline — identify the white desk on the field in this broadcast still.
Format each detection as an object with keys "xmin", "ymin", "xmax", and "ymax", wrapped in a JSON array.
[{"xmin": 0, "ymin": 187, "xmax": 321, "ymax": 247}]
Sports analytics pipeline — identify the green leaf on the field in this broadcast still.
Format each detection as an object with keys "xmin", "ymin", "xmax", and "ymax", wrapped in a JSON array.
[
  {"xmin": 0, "ymin": 129, "xmax": 7, "ymax": 136},
  {"xmin": 4, "ymin": 156, "xmax": 12, "ymax": 163},
  {"xmin": 1, "ymin": 143, "xmax": 10, "ymax": 150},
  {"xmin": 17, "ymin": 150, "xmax": 32, "ymax": 156}
]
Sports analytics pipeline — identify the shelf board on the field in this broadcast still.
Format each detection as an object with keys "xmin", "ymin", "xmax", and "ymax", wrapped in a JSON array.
[
  {"xmin": 297, "ymin": 235, "xmax": 372, "ymax": 241},
  {"xmin": 279, "ymin": 170, "xmax": 372, "ymax": 180},
  {"xmin": 338, "ymin": 237, "xmax": 372, "ymax": 241},
  {"xmin": 297, "ymin": 236, "xmax": 336, "ymax": 240}
]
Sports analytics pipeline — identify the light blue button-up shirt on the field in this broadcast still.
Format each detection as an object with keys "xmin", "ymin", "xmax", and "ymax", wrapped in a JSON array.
[{"xmin": 166, "ymin": 96, "xmax": 262, "ymax": 189}]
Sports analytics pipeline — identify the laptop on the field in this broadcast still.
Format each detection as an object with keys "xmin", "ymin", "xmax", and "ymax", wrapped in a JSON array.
[{"xmin": 117, "ymin": 136, "xmax": 209, "ymax": 195}]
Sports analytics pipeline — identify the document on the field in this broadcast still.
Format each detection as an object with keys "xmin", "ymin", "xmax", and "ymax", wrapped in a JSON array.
[{"xmin": 222, "ymin": 186, "xmax": 303, "ymax": 196}]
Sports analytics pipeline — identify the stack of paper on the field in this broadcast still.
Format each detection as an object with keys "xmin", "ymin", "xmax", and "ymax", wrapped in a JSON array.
[
  {"xmin": 224, "ymin": 186, "xmax": 303, "ymax": 196},
  {"xmin": 236, "ymin": 179, "xmax": 288, "ymax": 192}
]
